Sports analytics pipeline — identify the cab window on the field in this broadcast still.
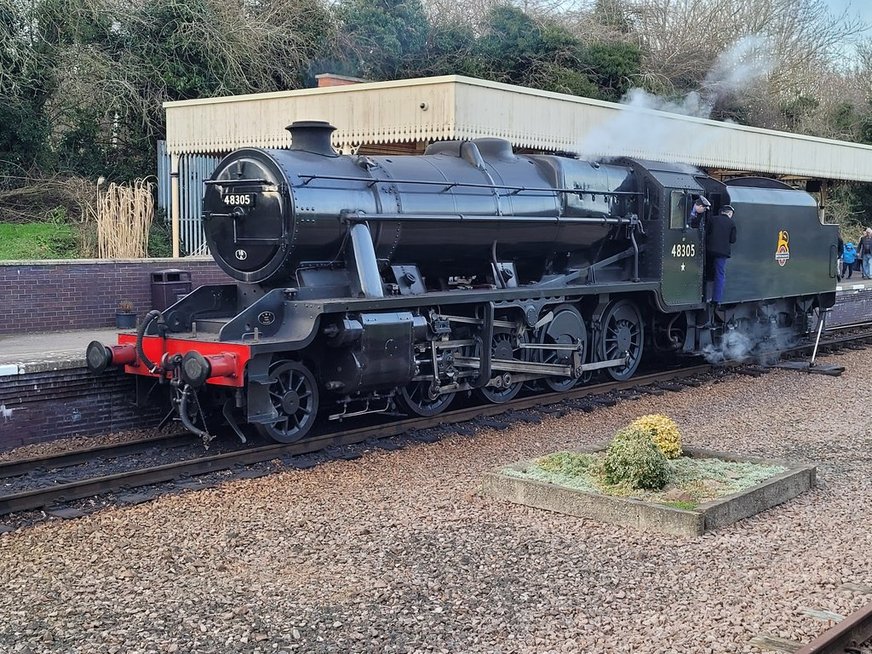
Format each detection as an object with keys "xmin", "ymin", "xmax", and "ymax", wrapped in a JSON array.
[{"xmin": 669, "ymin": 191, "xmax": 687, "ymax": 229}]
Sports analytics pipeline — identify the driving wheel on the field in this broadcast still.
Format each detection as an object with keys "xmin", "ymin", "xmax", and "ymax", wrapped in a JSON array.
[
  {"xmin": 395, "ymin": 381, "xmax": 455, "ymax": 417},
  {"xmin": 597, "ymin": 299, "xmax": 644, "ymax": 381},
  {"xmin": 538, "ymin": 304, "xmax": 587, "ymax": 392}
]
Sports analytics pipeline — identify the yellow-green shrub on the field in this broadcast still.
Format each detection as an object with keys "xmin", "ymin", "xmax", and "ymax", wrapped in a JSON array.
[
  {"xmin": 601, "ymin": 426, "xmax": 668, "ymax": 490},
  {"xmin": 629, "ymin": 414, "xmax": 682, "ymax": 459}
]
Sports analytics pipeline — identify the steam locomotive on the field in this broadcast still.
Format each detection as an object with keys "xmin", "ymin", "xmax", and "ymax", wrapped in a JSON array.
[{"xmin": 86, "ymin": 121, "xmax": 838, "ymax": 443}]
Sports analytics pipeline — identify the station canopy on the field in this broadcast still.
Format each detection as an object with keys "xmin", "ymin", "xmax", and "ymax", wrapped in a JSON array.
[{"xmin": 163, "ymin": 75, "xmax": 872, "ymax": 183}]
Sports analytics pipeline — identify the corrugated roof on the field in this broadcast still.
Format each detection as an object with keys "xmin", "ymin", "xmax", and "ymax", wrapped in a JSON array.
[{"xmin": 163, "ymin": 75, "xmax": 872, "ymax": 181}]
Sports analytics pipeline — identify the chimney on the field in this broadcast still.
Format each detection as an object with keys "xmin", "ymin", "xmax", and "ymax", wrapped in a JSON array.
[
  {"xmin": 315, "ymin": 73, "xmax": 367, "ymax": 88},
  {"xmin": 286, "ymin": 120, "xmax": 338, "ymax": 157}
]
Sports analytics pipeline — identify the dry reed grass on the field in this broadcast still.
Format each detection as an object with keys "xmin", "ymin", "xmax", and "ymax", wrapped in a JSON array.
[{"xmin": 96, "ymin": 178, "xmax": 155, "ymax": 259}]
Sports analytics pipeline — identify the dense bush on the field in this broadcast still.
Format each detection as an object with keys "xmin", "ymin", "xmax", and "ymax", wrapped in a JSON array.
[
  {"xmin": 628, "ymin": 414, "xmax": 683, "ymax": 459},
  {"xmin": 602, "ymin": 426, "xmax": 668, "ymax": 490},
  {"xmin": 147, "ymin": 216, "xmax": 175, "ymax": 258}
]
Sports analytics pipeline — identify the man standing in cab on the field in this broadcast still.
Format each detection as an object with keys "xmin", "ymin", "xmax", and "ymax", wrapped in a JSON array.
[{"xmin": 706, "ymin": 204, "xmax": 737, "ymax": 305}]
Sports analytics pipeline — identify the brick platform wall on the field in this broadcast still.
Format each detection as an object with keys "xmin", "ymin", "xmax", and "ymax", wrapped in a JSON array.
[
  {"xmin": 0, "ymin": 367, "xmax": 165, "ymax": 450},
  {"xmin": 0, "ymin": 258, "xmax": 233, "ymax": 335},
  {"xmin": 830, "ymin": 288, "xmax": 872, "ymax": 326}
]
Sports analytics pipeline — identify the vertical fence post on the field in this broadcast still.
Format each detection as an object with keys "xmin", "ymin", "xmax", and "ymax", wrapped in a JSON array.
[{"xmin": 171, "ymin": 153, "xmax": 181, "ymax": 258}]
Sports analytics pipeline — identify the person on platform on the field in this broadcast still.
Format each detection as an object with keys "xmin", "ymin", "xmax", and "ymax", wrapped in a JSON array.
[
  {"xmin": 842, "ymin": 241, "xmax": 857, "ymax": 280},
  {"xmin": 858, "ymin": 228, "xmax": 872, "ymax": 279}
]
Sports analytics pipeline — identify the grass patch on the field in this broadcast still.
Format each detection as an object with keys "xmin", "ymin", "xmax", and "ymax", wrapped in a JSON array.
[
  {"xmin": 502, "ymin": 451, "xmax": 787, "ymax": 508},
  {"xmin": 663, "ymin": 500, "xmax": 697, "ymax": 510},
  {"xmin": 0, "ymin": 223, "xmax": 79, "ymax": 260}
]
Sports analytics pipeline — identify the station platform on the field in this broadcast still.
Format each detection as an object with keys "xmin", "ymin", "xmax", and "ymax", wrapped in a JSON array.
[
  {"xmin": 0, "ymin": 328, "xmax": 121, "ymax": 375},
  {"xmin": 836, "ymin": 277, "xmax": 872, "ymax": 293},
  {"xmin": 0, "ymin": 327, "xmax": 160, "ymax": 450}
]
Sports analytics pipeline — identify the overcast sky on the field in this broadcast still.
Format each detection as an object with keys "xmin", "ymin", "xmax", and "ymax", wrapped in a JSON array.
[{"xmin": 824, "ymin": 0, "xmax": 872, "ymax": 24}]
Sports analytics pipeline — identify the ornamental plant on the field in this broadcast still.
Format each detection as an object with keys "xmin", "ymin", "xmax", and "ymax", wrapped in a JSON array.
[
  {"xmin": 601, "ymin": 426, "xmax": 668, "ymax": 490},
  {"xmin": 629, "ymin": 414, "xmax": 683, "ymax": 459}
]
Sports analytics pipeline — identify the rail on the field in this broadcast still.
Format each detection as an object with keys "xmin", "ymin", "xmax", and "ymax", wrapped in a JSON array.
[
  {"xmin": 296, "ymin": 174, "xmax": 643, "ymax": 199},
  {"xmin": 794, "ymin": 601, "xmax": 872, "ymax": 653}
]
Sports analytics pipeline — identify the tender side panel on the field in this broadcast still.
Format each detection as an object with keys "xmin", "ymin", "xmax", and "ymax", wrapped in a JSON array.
[{"xmin": 724, "ymin": 187, "xmax": 837, "ymax": 303}]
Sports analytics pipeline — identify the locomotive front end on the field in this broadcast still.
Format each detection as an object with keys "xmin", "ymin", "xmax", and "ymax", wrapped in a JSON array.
[
  {"xmin": 89, "ymin": 122, "xmax": 655, "ymax": 445},
  {"xmin": 203, "ymin": 121, "xmax": 362, "ymax": 285}
]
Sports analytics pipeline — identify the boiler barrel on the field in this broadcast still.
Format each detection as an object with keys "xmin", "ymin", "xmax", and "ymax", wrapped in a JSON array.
[{"xmin": 202, "ymin": 137, "xmax": 635, "ymax": 285}]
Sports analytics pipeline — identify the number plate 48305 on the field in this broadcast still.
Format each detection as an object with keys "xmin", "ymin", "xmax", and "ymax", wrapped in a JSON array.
[
  {"xmin": 671, "ymin": 243, "xmax": 696, "ymax": 257},
  {"xmin": 223, "ymin": 193, "xmax": 256, "ymax": 207}
]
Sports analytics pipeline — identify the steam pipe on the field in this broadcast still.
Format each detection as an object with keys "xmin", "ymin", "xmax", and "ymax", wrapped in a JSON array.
[
  {"xmin": 299, "ymin": 174, "xmax": 643, "ymax": 197},
  {"xmin": 347, "ymin": 222, "xmax": 384, "ymax": 298},
  {"xmin": 491, "ymin": 241, "xmax": 506, "ymax": 289},
  {"xmin": 340, "ymin": 211, "xmax": 641, "ymax": 226},
  {"xmin": 629, "ymin": 225, "xmax": 641, "ymax": 282}
]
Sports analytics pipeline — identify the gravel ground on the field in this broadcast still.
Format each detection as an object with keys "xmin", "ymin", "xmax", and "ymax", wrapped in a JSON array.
[{"xmin": 1, "ymin": 351, "xmax": 871, "ymax": 653}]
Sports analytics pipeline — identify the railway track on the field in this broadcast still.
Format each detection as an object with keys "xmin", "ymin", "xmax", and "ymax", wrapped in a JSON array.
[
  {"xmin": 793, "ymin": 601, "xmax": 872, "ymax": 653},
  {"xmin": 0, "ymin": 432, "xmax": 195, "ymax": 479},
  {"xmin": 0, "ymin": 364, "xmax": 712, "ymax": 517},
  {"xmin": 2, "ymin": 322, "xmax": 870, "ymax": 521},
  {"xmin": 753, "ymin": 599, "xmax": 872, "ymax": 653}
]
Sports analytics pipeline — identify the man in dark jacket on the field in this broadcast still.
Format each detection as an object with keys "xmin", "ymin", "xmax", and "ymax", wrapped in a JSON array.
[
  {"xmin": 706, "ymin": 205, "xmax": 737, "ymax": 304},
  {"xmin": 858, "ymin": 228, "xmax": 872, "ymax": 279}
]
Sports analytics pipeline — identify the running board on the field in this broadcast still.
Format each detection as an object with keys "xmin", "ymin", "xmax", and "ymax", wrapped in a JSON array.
[{"xmin": 453, "ymin": 355, "xmax": 627, "ymax": 377}]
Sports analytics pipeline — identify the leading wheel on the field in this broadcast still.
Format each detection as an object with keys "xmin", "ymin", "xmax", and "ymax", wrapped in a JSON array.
[
  {"xmin": 597, "ymin": 299, "xmax": 644, "ymax": 381},
  {"xmin": 395, "ymin": 381, "xmax": 455, "ymax": 417},
  {"xmin": 537, "ymin": 304, "xmax": 587, "ymax": 392},
  {"xmin": 254, "ymin": 360, "xmax": 319, "ymax": 443}
]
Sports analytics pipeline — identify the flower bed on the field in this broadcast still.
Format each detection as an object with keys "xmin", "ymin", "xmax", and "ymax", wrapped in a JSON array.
[
  {"xmin": 483, "ymin": 446, "xmax": 815, "ymax": 536},
  {"xmin": 504, "ymin": 450, "xmax": 788, "ymax": 510}
]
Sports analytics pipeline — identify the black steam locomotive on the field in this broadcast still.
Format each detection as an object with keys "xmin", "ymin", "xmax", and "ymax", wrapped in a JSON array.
[{"xmin": 87, "ymin": 121, "xmax": 838, "ymax": 443}]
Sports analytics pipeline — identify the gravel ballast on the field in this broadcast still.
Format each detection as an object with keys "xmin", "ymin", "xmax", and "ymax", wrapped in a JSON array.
[{"xmin": 1, "ymin": 352, "xmax": 871, "ymax": 653}]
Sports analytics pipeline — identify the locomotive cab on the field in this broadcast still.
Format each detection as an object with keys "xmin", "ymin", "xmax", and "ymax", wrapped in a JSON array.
[{"xmin": 622, "ymin": 159, "xmax": 728, "ymax": 310}]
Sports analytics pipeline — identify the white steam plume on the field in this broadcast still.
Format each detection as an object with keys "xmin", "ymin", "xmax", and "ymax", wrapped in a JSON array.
[
  {"xmin": 701, "ymin": 318, "xmax": 798, "ymax": 366},
  {"xmin": 576, "ymin": 35, "xmax": 776, "ymax": 159},
  {"xmin": 703, "ymin": 35, "xmax": 774, "ymax": 98}
]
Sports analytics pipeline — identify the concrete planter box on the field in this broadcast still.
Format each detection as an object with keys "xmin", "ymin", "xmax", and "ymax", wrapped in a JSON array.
[{"xmin": 482, "ymin": 446, "xmax": 816, "ymax": 537}]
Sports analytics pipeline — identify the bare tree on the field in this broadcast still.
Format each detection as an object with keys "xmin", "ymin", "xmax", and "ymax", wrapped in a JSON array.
[
  {"xmin": 424, "ymin": 0, "xmax": 590, "ymax": 29},
  {"xmin": 628, "ymin": 0, "xmax": 863, "ymax": 93}
]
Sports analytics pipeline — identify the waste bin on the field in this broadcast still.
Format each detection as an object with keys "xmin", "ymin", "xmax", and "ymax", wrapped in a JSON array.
[{"xmin": 151, "ymin": 269, "xmax": 192, "ymax": 311}]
